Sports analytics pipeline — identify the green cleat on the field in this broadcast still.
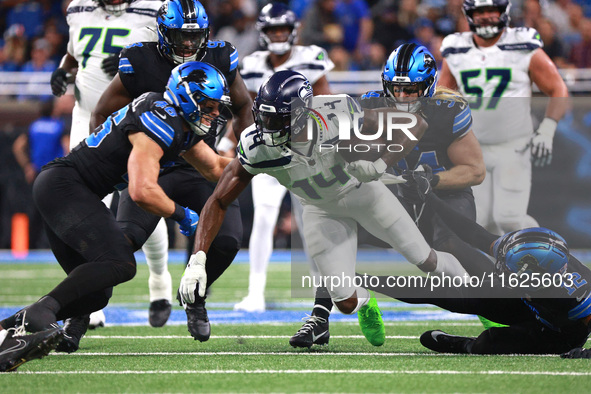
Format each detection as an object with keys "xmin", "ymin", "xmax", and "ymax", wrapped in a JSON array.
[
  {"xmin": 357, "ymin": 291, "xmax": 385, "ymax": 346},
  {"xmin": 478, "ymin": 315, "xmax": 508, "ymax": 330}
]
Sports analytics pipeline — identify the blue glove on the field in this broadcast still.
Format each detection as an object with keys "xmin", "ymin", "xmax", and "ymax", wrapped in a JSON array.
[{"xmin": 177, "ymin": 207, "xmax": 199, "ymax": 237}]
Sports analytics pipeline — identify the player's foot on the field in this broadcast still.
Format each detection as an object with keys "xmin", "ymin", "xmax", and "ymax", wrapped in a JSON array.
[
  {"xmin": 184, "ymin": 296, "xmax": 210, "ymax": 342},
  {"xmin": 149, "ymin": 299, "xmax": 172, "ymax": 328},
  {"xmin": 289, "ymin": 315, "xmax": 329, "ymax": 348},
  {"xmin": 561, "ymin": 347, "xmax": 591, "ymax": 359},
  {"xmin": 233, "ymin": 294, "xmax": 265, "ymax": 313},
  {"xmin": 55, "ymin": 315, "xmax": 90, "ymax": 353},
  {"xmin": 88, "ymin": 310, "xmax": 106, "ymax": 329},
  {"xmin": 357, "ymin": 291, "xmax": 385, "ymax": 346},
  {"xmin": 0, "ymin": 326, "xmax": 64, "ymax": 372},
  {"xmin": 478, "ymin": 315, "xmax": 508, "ymax": 330},
  {"xmin": 14, "ymin": 297, "xmax": 60, "ymax": 332},
  {"xmin": 420, "ymin": 330, "xmax": 475, "ymax": 354}
]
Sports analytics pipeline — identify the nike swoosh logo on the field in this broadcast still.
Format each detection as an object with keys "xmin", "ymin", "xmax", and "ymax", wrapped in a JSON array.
[
  {"xmin": 312, "ymin": 331, "xmax": 327, "ymax": 342},
  {"xmin": 576, "ymin": 292, "xmax": 587, "ymax": 303},
  {"xmin": 0, "ymin": 338, "xmax": 26, "ymax": 356}
]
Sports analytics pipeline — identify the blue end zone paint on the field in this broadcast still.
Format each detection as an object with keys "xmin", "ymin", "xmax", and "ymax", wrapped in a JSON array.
[
  {"xmin": 0, "ymin": 305, "xmax": 475, "ymax": 326},
  {"xmin": 0, "ymin": 249, "xmax": 409, "ymax": 264}
]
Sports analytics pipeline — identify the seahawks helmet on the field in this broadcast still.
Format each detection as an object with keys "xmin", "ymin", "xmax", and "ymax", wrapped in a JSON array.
[
  {"xmin": 96, "ymin": 0, "xmax": 131, "ymax": 16},
  {"xmin": 382, "ymin": 43, "xmax": 437, "ymax": 112},
  {"xmin": 256, "ymin": 3, "xmax": 299, "ymax": 55},
  {"xmin": 493, "ymin": 227, "xmax": 569, "ymax": 287},
  {"xmin": 253, "ymin": 70, "xmax": 312, "ymax": 147},
  {"xmin": 463, "ymin": 0, "xmax": 511, "ymax": 39},
  {"xmin": 157, "ymin": 0, "xmax": 210, "ymax": 64},
  {"xmin": 164, "ymin": 61, "xmax": 231, "ymax": 137}
]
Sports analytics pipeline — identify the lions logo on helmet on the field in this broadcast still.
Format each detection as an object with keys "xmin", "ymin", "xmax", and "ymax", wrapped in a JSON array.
[
  {"xmin": 463, "ymin": 0, "xmax": 511, "ymax": 39},
  {"xmin": 164, "ymin": 61, "xmax": 231, "ymax": 137},
  {"xmin": 157, "ymin": 0, "xmax": 210, "ymax": 64},
  {"xmin": 494, "ymin": 227, "xmax": 569, "ymax": 289}
]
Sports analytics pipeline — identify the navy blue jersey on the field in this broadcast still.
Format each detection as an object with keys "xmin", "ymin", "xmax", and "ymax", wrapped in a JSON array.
[
  {"xmin": 360, "ymin": 91, "xmax": 472, "ymax": 174},
  {"xmin": 46, "ymin": 92, "xmax": 201, "ymax": 197}
]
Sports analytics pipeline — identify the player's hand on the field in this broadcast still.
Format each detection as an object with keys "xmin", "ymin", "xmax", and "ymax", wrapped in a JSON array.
[
  {"xmin": 347, "ymin": 158, "xmax": 388, "ymax": 182},
  {"xmin": 176, "ymin": 207, "xmax": 199, "ymax": 237},
  {"xmin": 399, "ymin": 164, "xmax": 436, "ymax": 204},
  {"xmin": 101, "ymin": 51, "xmax": 121, "ymax": 78},
  {"xmin": 561, "ymin": 347, "xmax": 591, "ymax": 359},
  {"xmin": 531, "ymin": 118, "xmax": 557, "ymax": 167},
  {"xmin": 180, "ymin": 251, "xmax": 207, "ymax": 303},
  {"xmin": 50, "ymin": 68, "xmax": 68, "ymax": 97}
]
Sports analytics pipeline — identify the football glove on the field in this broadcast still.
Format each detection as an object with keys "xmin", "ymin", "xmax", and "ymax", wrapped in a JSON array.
[
  {"xmin": 347, "ymin": 158, "xmax": 388, "ymax": 182},
  {"xmin": 101, "ymin": 51, "xmax": 121, "ymax": 78},
  {"xmin": 180, "ymin": 251, "xmax": 207, "ymax": 303},
  {"xmin": 176, "ymin": 207, "xmax": 199, "ymax": 237},
  {"xmin": 50, "ymin": 68, "xmax": 68, "ymax": 97},
  {"xmin": 561, "ymin": 347, "xmax": 591, "ymax": 359},
  {"xmin": 531, "ymin": 117, "xmax": 557, "ymax": 167},
  {"xmin": 399, "ymin": 164, "xmax": 437, "ymax": 205}
]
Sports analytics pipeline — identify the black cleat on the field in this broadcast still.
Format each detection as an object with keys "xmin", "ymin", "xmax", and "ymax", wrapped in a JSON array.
[
  {"xmin": 289, "ymin": 315, "xmax": 330, "ymax": 348},
  {"xmin": 184, "ymin": 297, "xmax": 210, "ymax": 342},
  {"xmin": 149, "ymin": 299, "xmax": 172, "ymax": 328},
  {"xmin": 0, "ymin": 326, "xmax": 64, "ymax": 372},
  {"xmin": 420, "ymin": 330, "xmax": 474, "ymax": 354},
  {"xmin": 55, "ymin": 315, "xmax": 90, "ymax": 353},
  {"xmin": 561, "ymin": 347, "xmax": 591, "ymax": 359}
]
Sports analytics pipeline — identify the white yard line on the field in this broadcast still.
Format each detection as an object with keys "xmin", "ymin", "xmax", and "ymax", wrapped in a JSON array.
[
  {"xmin": 49, "ymin": 351, "xmax": 558, "ymax": 357},
  {"xmin": 83, "ymin": 335, "xmax": 418, "ymax": 339}
]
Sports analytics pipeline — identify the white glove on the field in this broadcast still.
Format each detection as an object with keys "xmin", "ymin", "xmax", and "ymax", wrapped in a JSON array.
[
  {"xmin": 346, "ymin": 158, "xmax": 388, "ymax": 182},
  {"xmin": 531, "ymin": 118, "xmax": 557, "ymax": 167},
  {"xmin": 179, "ymin": 251, "xmax": 207, "ymax": 303}
]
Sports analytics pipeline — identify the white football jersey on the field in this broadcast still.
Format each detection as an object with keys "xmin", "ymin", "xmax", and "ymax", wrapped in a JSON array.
[
  {"xmin": 240, "ymin": 45, "xmax": 334, "ymax": 94},
  {"xmin": 66, "ymin": 0, "xmax": 160, "ymax": 113},
  {"xmin": 441, "ymin": 27, "xmax": 543, "ymax": 144},
  {"xmin": 237, "ymin": 95, "xmax": 361, "ymax": 203}
]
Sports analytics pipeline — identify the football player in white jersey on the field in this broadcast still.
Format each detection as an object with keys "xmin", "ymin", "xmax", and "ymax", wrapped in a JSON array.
[
  {"xmin": 438, "ymin": 0, "xmax": 568, "ymax": 235},
  {"xmin": 49, "ymin": 0, "xmax": 174, "ymax": 329},
  {"xmin": 179, "ymin": 70, "xmax": 471, "ymax": 347},
  {"xmin": 233, "ymin": 3, "xmax": 334, "ymax": 313}
]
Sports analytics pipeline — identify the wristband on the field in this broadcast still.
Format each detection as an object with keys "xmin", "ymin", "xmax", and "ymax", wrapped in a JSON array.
[
  {"xmin": 537, "ymin": 117, "xmax": 558, "ymax": 137},
  {"xmin": 170, "ymin": 203, "xmax": 185, "ymax": 222}
]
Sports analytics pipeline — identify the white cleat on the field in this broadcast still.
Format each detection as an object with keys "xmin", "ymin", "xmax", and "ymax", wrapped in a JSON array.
[
  {"xmin": 88, "ymin": 310, "xmax": 106, "ymax": 329},
  {"xmin": 233, "ymin": 295, "xmax": 266, "ymax": 313}
]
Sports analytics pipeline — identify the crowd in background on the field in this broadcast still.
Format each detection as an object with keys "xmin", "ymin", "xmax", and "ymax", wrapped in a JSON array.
[{"xmin": 0, "ymin": 0, "xmax": 590, "ymax": 250}]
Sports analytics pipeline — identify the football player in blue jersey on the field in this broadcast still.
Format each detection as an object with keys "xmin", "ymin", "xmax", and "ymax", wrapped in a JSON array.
[
  {"xmin": 363, "ymin": 170, "xmax": 591, "ymax": 355},
  {"xmin": 86, "ymin": 0, "xmax": 253, "ymax": 344},
  {"xmin": 290, "ymin": 43, "xmax": 487, "ymax": 348},
  {"xmin": 0, "ymin": 62, "xmax": 232, "ymax": 370}
]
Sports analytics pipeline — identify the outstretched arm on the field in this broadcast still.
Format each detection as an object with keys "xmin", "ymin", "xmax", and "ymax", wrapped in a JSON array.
[{"xmin": 90, "ymin": 74, "xmax": 133, "ymax": 131}]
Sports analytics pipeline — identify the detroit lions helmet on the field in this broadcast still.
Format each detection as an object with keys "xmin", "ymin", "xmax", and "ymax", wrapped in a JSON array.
[
  {"xmin": 253, "ymin": 70, "xmax": 312, "ymax": 147},
  {"xmin": 382, "ymin": 43, "xmax": 437, "ymax": 112},
  {"xmin": 494, "ymin": 227, "xmax": 569, "ymax": 287},
  {"xmin": 256, "ymin": 3, "xmax": 300, "ymax": 55},
  {"xmin": 164, "ymin": 61, "xmax": 231, "ymax": 137},
  {"xmin": 463, "ymin": 0, "xmax": 511, "ymax": 39},
  {"xmin": 157, "ymin": 0, "xmax": 210, "ymax": 64},
  {"xmin": 96, "ymin": 0, "xmax": 131, "ymax": 16}
]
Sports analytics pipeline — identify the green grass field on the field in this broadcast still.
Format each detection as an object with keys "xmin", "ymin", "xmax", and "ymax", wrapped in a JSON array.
[{"xmin": 1, "ymin": 258, "xmax": 590, "ymax": 393}]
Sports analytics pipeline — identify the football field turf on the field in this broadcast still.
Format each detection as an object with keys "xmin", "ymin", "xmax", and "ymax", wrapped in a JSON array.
[{"xmin": 1, "ymin": 256, "xmax": 590, "ymax": 393}]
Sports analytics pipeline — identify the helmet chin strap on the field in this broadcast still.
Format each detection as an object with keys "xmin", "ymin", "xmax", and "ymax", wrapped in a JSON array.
[{"xmin": 267, "ymin": 42, "xmax": 291, "ymax": 55}]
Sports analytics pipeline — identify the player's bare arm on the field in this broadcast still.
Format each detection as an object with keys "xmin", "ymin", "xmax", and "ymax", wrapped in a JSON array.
[
  {"xmin": 228, "ymin": 72, "xmax": 254, "ymax": 139},
  {"xmin": 529, "ymin": 48, "xmax": 569, "ymax": 121},
  {"xmin": 437, "ymin": 59, "xmax": 458, "ymax": 90},
  {"xmin": 181, "ymin": 139, "xmax": 233, "ymax": 182},
  {"xmin": 90, "ymin": 74, "xmax": 133, "ymax": 131},
  {"xmin": 127, "ymin": 132, "xmax": 176, "ymax": 218},
  {"xmin": 312, "ymin": 76, "xmax": 331, "ymax": 95},
  {"xmin": 436, "ymin": 130, "xmax": 485, "ymax": 190},
  {"xmin": 57, "ymin": 52, "xmax": 79, "ymax": 80},
  {"xmin": 193, "ymin": 159, "xmax": 254, "ymax": 254}
]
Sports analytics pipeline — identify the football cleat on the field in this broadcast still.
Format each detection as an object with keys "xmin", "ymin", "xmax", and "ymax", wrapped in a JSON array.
[
  {"xmin": 233, "ymin": 294, "xmax": 265, "ymax": 313},
  {"xmin": 561, "ymin": 347, "xmax": 591, "ymax": 359},
  {"xmin": 289, "ymin": 315, "xmax": 329, "ymax": 348},
  {"xmin": 478, "ymin": 315, "xmax": 508, "ymax": 330},
  {"xmin": 149, "ymin": 299, "xmax": 172, "ymax": 328},
  {"xmin": 55, "ymin": 315, "xmax": 90, "ymax": 353},
  {"xmin": 0, "ymin": 326, "xmax": 64, "ymax": 372},
  {"xmin": 183, "ymin": 296, "xmax": 210, "ymax": 342},
  {"xmin": 88, "ymin": 310, "xmax": 106, "ymax": 329},
  {"xmin": 357, "ymin": 291, "xmax": 385, "ymax": 346},
  {"xmin": 420, "ymin": 330, "xmax": 475, "ymax": 354}
]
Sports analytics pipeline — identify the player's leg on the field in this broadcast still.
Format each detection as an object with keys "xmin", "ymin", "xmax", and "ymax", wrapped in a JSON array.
[
  {"xmin": 143, "ymin": 218, "xmax": 172, "ymax": 327},
  {"xmin": 491, "ymin": 138, "xmax": 536, "ymax": 233},
  {"xmin": 235, "ymin": 174, "xmax": 287, "ymax": 312}
]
